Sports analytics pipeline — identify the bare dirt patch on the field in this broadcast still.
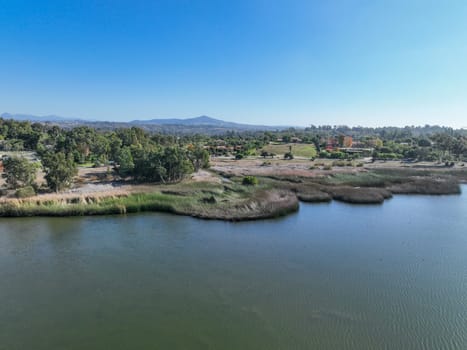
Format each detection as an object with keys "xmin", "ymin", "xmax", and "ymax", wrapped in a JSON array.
[{"xmin": 190, "ymin": 169, "xmax": 222, "ymax": 184}]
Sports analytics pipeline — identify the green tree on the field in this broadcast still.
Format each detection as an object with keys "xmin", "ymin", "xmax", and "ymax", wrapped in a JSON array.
[
  {"xmin": 431, "ymin": 133, "xmax": 455, "ymax": 161},
  {"xmin": 418, "ymin": 138, "xmax": 432, "ymax": 147},
  {"xmin": 91, "ymin": 134, "xmax": 111, "ymax": 163},
  {"xmin": 108, "ymin": 132, "xmax": 123, "ymax": 161},
  {"xmin": 41, "ymin": 152, "xmax": 77, "ymax": 192},
  {"xmin": 188, "ymin": 145, "xmax": 210, "ymax": 171},
  {"xmin": 161, "ymin": 147, "xmax": 194, "ymax": 183},
  {"xmin": 133, "ymin": 147, "xmax": 193, "ymax": 183},
  {"xmin": 2, "ymin": 156, "xmax": 38, "ymax": 189},
  {"xmin": 452, "ymin": 137, "xmax": 467, "ymax": 161},
  {"xmin": 115, "ymin": 146, "xmax": 135, "ymax": 177}
]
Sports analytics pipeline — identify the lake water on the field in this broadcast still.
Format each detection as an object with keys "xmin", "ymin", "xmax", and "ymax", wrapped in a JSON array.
[{"xmin": 1, "ymin": 188, "xmax": 467, "ymax": 349}]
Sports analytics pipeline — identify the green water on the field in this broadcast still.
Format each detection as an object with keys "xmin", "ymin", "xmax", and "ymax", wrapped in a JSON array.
[{"xmin": 1, "ymin": 188, "xmax": 467, "ymax": 349}]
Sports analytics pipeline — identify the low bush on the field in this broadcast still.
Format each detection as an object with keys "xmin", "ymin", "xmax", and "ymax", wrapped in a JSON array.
[
  {"xmin": 15, "ymin": 186, "xmax": 36, "ymax": 198},
  {"xmin": 330, "ymin": 151, "xmax": 346, "ymax": 159},
  {"xmin": 242, "ymin": 176, "xmax": 259, "ymax": 186},
  {"xmin": 332, "ymin": 160, "xmax": 347, "ymax": 167}
]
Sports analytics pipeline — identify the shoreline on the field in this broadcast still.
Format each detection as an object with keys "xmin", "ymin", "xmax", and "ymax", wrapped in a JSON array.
[{"xmin": 0, "ymin": 164, "xmax": 465, "ymax": 221}]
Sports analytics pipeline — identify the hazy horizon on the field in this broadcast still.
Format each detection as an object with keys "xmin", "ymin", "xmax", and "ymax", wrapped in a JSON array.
[
  {"xmin": 1, "ymin": 1, "xmax": 466, "ymax": 128},
  {"xmin": 2, "ymin": 111, "xmax": 466, "ymax": 129}
]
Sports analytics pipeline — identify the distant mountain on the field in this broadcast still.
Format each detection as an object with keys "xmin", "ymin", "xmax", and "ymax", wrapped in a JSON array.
[
  {"xmin": 0, "ymin": 112, "xmax": 82, "ymax": 123},
  {"xmin": 1, "ymin": 113, "xmax": 286, "ymax": 134},
  {"xmin": 132, "ymin": 115, "xmax": 233, "ymax": 126},
  {"xmin": 131, "ymin": 115, "xmax": 221, "ymax": 125},
  {"xmin": 130, "ymin": 115, "xmax": 274, "ymax": 130}
]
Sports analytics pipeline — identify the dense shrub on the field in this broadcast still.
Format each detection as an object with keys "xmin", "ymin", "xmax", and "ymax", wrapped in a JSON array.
[
  {"xmin": 374, "ymin": 152, "xmax": 400, "ymax": 160},
  {"xmin": 15, "ymin": 185, "xmax": 36, "ymax": 198},
  {"xmin": 242, "ymin": 176, "xmax": 259, "ymax": 186},
  {"xmin": 329, "ymin": 151, "xmax": 346, "ymax": 159}
]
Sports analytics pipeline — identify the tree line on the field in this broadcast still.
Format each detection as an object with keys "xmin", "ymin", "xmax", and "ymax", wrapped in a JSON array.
[
  {"xmin": 1, "ymin": 117, "xmax": 466, "ymax": 196},
  {"xmin": 0, "ymin": 119, "xmax": 210, "ymax": 195}
]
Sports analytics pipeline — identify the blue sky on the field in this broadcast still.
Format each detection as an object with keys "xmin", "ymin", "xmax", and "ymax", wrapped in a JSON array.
[{"xmin": 1, "ymin": 0, "xmax": 466, "ymax": 127}]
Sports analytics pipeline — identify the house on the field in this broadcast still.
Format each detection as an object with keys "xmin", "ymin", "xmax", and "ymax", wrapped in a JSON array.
[
  {"xmin": 290, "ymin": 137, "xmax": 302, "ymax": 143},
  {"xmin": 326, "ymin": 137, "xmax": 339, "ymax": 151},
  {"xmin": 342, "ymin": 136, "xmax": 353, "ymax": 148},
  {"xmin": 326, "ymin": 135, "xmax": 352, "ymax": 150}
]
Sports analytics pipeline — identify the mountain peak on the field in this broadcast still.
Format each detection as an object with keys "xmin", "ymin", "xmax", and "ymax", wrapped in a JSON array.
[
  {"xmin": 130, "ymin": 115, "xmax": 230, "ymax": 126},
  {"xmin": 1, "ymin": 113, "xmax": 283, "ymax": 133}
]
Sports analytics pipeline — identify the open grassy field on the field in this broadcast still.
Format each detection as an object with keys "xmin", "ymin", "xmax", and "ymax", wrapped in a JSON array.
[{"xmin": 261, "ymin": 143, "xmax": 317, "ymax": 158}]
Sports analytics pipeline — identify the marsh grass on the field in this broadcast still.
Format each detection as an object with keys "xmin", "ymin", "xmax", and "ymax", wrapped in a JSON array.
[
  {"xmin": 0, "ymin": 180, "xmax": 298, "ymax": 220},
  {"xmin": 2, "ymin": 167, "xmax": 462, "ymax": 219},
  {"xmin": 322, "ymin": 171, "xmax": 404, "ymax": 187}
]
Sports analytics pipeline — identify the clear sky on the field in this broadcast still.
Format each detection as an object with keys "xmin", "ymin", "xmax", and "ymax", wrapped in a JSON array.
[{"xmin": 1, "ymin": 0, "xmax": 466, "ymax": 127}]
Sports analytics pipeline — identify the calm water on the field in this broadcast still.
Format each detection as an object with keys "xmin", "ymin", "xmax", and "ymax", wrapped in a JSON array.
[{"xmin": 1, "ymin": 188, "xmax": 467, "ymax": 350}]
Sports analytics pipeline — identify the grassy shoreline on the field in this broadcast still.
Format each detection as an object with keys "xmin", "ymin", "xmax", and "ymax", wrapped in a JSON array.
[
  {"xmin": 274, "ymin": 168, "xmax": 464, "ymax": 204},
  {"xmin": 0, "ymin": 167, "xmax": 465, "ymax": 220},
  {"xmin": 0, "ymin": 181, "xmax": 299, "ymax": 221}
]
